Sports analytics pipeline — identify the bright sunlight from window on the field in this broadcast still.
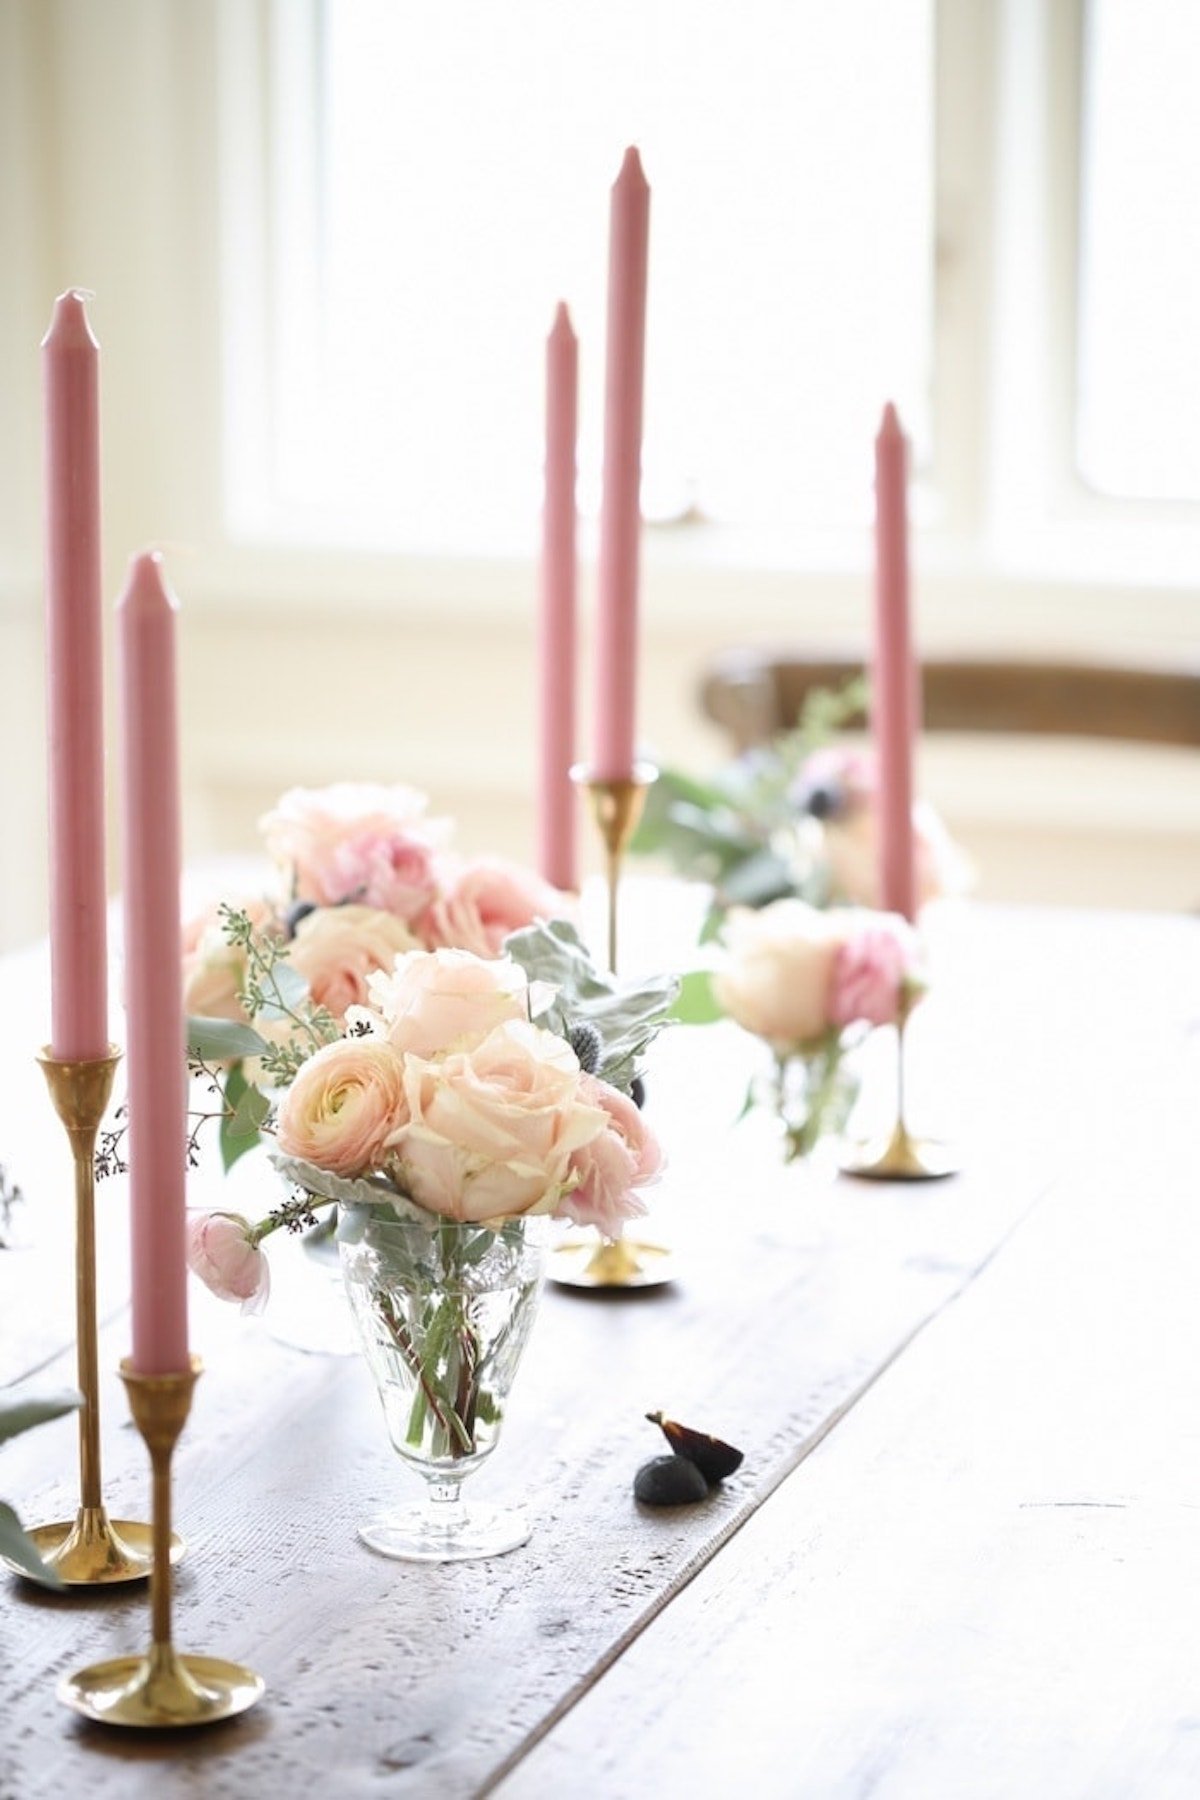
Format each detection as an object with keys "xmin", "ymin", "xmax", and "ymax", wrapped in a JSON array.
[
  {"xmin": 1077, "ymin": 0, "xmax": 1200, "ymax": 502},
  {"xmin": 259, "ymin": 1, "xmax": 933, "ymax": 555}
]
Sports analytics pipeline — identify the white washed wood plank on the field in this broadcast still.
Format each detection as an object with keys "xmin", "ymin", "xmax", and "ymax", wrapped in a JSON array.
[
  {"xmin": 494, "ymin": 927, "xmax": 1200, "ymax": 1799},
  {"xmin": 1, "ymin": 905, "xmax": 1193, "ymax": 1798}
]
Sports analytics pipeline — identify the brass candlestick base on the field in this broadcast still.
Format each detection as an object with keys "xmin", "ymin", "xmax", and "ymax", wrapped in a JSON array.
[
  {"xmin": 573, "ymin": 761, "xmax": 657, "ymax": 974},
  {"xmin": 3, "ymin": 1049, "xmax": 174, "ymax": 1586},
  {"xmin": 549, "ymin": 1232, "xmax": 675, "ymax": 1290},
  {"xmin": 563, "ymin": 762, "xmax": 674, "ymax": 1289},
  {"xmin": 22, "ymin": 1515, "xmax": 178, "ymax": 1587},
  {"xmin": 58, "ymin": 1361, "xmax": 264, "ymax": 1728},
  {"xmin": 842, "ymin": 989, "xmax": 958, "ymax": 1183}
]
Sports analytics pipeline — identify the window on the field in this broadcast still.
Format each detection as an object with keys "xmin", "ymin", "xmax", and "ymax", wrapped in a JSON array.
[
  {"xmin": 220, "ymin": 0, "xmax": 1200, "ymax": 585},
  {"xmin": 222, "ymin": 0, "xmax": 934, "ymax": 555},
  {"xmin": 1076, "ymin": 0, "xmax": 1200, "ymax": 502}
]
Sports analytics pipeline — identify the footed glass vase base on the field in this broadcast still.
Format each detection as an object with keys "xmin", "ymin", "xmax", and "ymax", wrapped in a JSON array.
[{"xmin": 358, "ymin": 1495, "xmax": 530, "ymax": 1563}]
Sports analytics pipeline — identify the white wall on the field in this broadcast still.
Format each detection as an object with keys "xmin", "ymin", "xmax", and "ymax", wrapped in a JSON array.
[{"xmin": 1, "ymin": 0, "xmax": 1197, "ymax": 959}]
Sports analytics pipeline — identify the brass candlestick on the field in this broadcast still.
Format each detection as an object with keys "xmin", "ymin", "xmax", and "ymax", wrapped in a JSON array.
[
  {"xmin": 553, "ymin": 762, "xmax": 675, "ymax": 1290},
  {"xmin": 574, "ymin": 761, "xmax": 657, "ymax": 975},
  {"xmin": 59, "ymin": 1359, "xmax": 265, "ymax": 1728},
  {"xmin": 842, "ymin": 987, "xmax": 958, "ymax": 1181},
  {"xmin": 5, "ymin": 1049, "xmax": 177, "ymax": 1585}
]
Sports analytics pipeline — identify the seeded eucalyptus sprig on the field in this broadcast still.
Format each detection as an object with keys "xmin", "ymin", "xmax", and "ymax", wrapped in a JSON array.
[{"xmin": 218, "ymin": 903, "xmax": 341, "ymax": 1078}]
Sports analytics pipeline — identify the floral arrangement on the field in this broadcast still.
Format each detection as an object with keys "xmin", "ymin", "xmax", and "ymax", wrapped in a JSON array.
[
  {"xmin": 631, "ymin": 687, "xmax": 969, "ymax": 938},
  {"xmin": 703, "ymin": 897, "xmax": 922, "ymax": 1160},
  {"xmin": 166, "ymin": 781, "xmax": 577, "ymax": 1175},
  {"xmin": 185, "ymin": 927, "xmax": 676, "ymax": 1470},
  {"xmin": 186, "ymin": 920, "xmax": 677, "ymax": 1311}
]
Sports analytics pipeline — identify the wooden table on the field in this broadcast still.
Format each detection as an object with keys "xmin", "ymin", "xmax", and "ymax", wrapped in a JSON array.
[{"xmin": 1, "ymin": 901, "xmax": 1197, "ymax": 1799}]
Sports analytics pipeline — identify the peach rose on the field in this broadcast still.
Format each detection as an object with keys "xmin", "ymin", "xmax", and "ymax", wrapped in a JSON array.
[
  {"xmin": 422, "ymin": 856, "xmax": 572, "ymax": 959},
  {"xmin": 364, "ymin": 947, "xmax": 531, "ymax": 1058},
  {"xmin": 186, "ymin": 1212, "xmax": 270, "ymax": 1311},
  {"xmin": 275, "ymin": 1038, "xmax": 408, "ymax": 1177},
  {"xmin": 181, "ymin": 898, "xmax": 278, "ymax": 1023},
  {"xmin": 561, "ymin": 1074, "xmax": 664, "ymax": 1238},
  {"xmin": 260, "ymin": 783, "xmax": 450, "ymax": 921},
  {"xmin": 713, "ymin": 899, "xmax": 841, "ymax": 1049},
  {"xmin": 391, "ymin": 1020, "xmax": 607, "ymax": 1222},
  {"xmin": 827, "ymin": 913, "xmax": 918, "ymax": 1029},
  {"xmin": 287, "ymin": 905, "xmax": 419, "ymax": 1023}
]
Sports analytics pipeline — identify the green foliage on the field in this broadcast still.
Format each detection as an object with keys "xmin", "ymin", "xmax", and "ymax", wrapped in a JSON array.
[
  {"xmin": 630, "ymin": 677, "xmax": 868, "ymax": 932},
  {"xmin": 0, "ymin": 1386, "xmax": 83, "ymax": 1587},
  {"xmin": 504, "ymin": 918, "xmax": 679, "ymax": 1095},
  {"xmin": 668, "ymin": 968, "xmax": 724, "ymax": 1026},
  {"xmin": 219, "ymin": 1061, "xmax": 272, "ymax": 1173},
  {"xmin": 186, "ymin": 1017, "xmax": 270, "ymax": 1062}
]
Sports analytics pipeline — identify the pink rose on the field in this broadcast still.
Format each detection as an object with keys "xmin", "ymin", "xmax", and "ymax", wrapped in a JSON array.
[
  {"xmin": 186, "ymin": 1212, "xmax": 270, "ymax": 1311},
  {"xmin": 260, "ymin": 783, "xmax": 450, "ymax": 921},
  {"xmin": 287, "ymin": 905, "xmax": 419, "ymax": 1022},
  {"xmin": 365, "ymin": 947, "xmax": 530, "ymax": 1058},
  {"xmin": 391, "ymin": 1020, "xmax": 606, "ymax": 1223},
  {"xmin": 422, "ymin": 856, "xmax": 573, "ymax": 959},
  {"xmin": 560, "ymin": 1074, "xmax": 664, "ymax": 1238},
  {"xmin": 797, "ymin": 745, "xmax": 876, "ymax": 813},
  {"xmin": 713, "ymin": 899, "xmax": 840, "ymax": 1049},
  {"xmin": 827, "ymin": 913, "xmax": 918, "ymax": 1029},
  {"xmin": 275, "ymin": 1038, "xmax": 408, "ymax": 1177},
  {"xmin": 181, "ymin": 898, "xmax": 276, "ymax": 1023},
  {"xmin": 816, "ymin": 783, "xmax": 972, "ymax": 912}
]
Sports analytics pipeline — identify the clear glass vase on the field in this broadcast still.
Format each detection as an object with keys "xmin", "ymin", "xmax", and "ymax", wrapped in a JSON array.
[{"xmin": 340, "ymin": 1208, "xmax": 549, "ymax": 1562}]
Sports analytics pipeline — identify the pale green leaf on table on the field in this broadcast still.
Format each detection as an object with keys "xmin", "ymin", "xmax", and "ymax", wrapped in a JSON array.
[{"xmin": 0, "ymin": 1501, "xmax": 63, "ymax": 1587}]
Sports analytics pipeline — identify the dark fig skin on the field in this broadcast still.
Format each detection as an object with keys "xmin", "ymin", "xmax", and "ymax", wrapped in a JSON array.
[
  {"xmin": 634, "ymin": 1454, "xmax": 709, "ymax": 1507},
  {"xmin": 646, "ymin": 1411, "xmax": 744, "ymax": 1484}
]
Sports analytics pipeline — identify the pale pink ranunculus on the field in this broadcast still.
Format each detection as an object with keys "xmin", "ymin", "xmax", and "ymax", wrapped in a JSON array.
[
  {"xmin": 181, "ymin": 898, "xmax": 277, "ymax": 1023},
  {"xmin": 713, "ymin": 899, "xmax": 841, "ymax": 1050},
  {"xmin": 260, "ymin": 783, "xmax": 450, "ymax": 921},
  {"xmin": 287, "ymin": 905, "xmax": 419, "ymax": 1023},
  {"xmin": 820, "ymin": 793, "xmax": 972, "ymax": 912},
  {"xmin": 186, "ymin": 1211, "xmax": 270, "ymax": 1311},
  {"xmin": 275, "ymin": 1037, "xmax": 408, "ymax": 1177},
  {"xmin": 560, "ymin": 1074, "xmax": 664, "ymax": 1238},
  {"xmin": 797, "ymin": 745, "xmax": 877, "ymax": 813},
  {"xmin": 827, "ymin": 912, "xmax": 918, "ymax": 1029},
  {"xmin": 391, "ymin": 1019, "xmax": 607, "ymax": 1223},
  {"xmin": 422, "ymin": 856, "xmax": 573, "ymax": 959},
  {"xmin": 365, "ymin": 947, "xmax": 531, "ymax": 1059}
]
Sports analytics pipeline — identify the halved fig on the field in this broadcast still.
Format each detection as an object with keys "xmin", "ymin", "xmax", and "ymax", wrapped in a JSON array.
[{"xmin": 645, "ymin": 1411, "xmax": 744, "ymax": 1484}]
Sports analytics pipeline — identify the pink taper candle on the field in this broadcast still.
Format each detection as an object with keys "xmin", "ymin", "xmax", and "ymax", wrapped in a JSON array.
[
  {"xmin": 872, "ymin": 403, "xmax": 919, "ymax": 922},
  {"xmin": 593, "ymin": 147, "xmax": 650, "ymax": 781},
  {"xmin": 539, "ymin": 302, "xmax": 579, "ymax": 890},
  {"xmin": 42, "ymin": 291, "xmax": 109, "ymax": 1059},
  {"xmin": 118, "ymin": 552, "xmax": 189, "ymax": 1375}
]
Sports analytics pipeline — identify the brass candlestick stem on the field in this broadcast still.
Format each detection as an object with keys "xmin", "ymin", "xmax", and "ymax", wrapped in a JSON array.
[
  {"xmin": 553, "ymin": 763, "xmax": 674, "ymax": 1289},
  {"xmin": 59, "ymin": 1360, "xmax": 265, "ymax": 1727},
  {"xmin": 575, "ymin": 761, "xmax": 657, "ymax": 976},
  {"xmin": 842, "ymin": 987, "xmax": 958, "ymax": 1181},
  {"xmin": 6, "ymin": 1049, "xmax": 170, "ymax": 1585}
]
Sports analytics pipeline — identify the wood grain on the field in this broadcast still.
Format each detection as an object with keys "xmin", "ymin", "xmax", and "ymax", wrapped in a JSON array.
[
  {"xmin": 494, "ymin": 944, "xmax": 1200, "ymax": 1798},
  {"xmin": 1, "ymin": 905, "xmax": 1193, "ymax": 1798}
]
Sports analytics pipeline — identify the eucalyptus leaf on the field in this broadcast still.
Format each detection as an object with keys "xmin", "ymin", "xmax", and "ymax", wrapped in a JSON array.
[
  {"xmin": 716, "ymin": 847, "xmax": 797, "ymax": 908},
  {"xmin": 503, "ymin": 919, "xmax": 678, "ymax": 1094},
  {"xmin": 187, "ymin": 1016, "xmax": 269, "ymax": 1062},
  {"xmin": 255, "ymin": 958, "xmax": 311, "ymax": 1021},
  {"xmin": 668, "ymin": 969, "xmax": 724, "ymax": 1027},
  {"xmin": 219, "ymin": 1063, "xmax": 270, "ymax": 1173},
  {"xmin": 0, "ymin": 1387, "xmax": 82, "ymax": 1446},
  {"xmin": 0, "ymin": 1501, "xmax": 62, "ymax": 1587},
  {"xmin": 269, "ymin": 1150, "xmax": 429, "ymax": 1223}
]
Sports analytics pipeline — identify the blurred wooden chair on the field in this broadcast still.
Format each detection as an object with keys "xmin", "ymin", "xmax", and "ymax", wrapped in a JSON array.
[{"xmin": 699, "ymin": 648, "xmax": 1200, "ymax": 754}]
